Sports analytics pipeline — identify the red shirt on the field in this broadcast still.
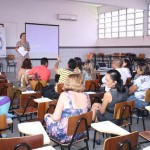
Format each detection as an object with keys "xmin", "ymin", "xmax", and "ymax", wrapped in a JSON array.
[{"xmin": 28, "ymin": 65, "xmax": 50, "ymax": 81}]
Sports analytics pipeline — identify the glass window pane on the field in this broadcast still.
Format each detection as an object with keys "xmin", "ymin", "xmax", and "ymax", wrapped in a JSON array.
[
  {"xmin": 112, "ymin": 27, "xmax": 118, "ymax": 32},
  {"xmin": 127, "ymin": 32, "xmax": 134, "ymax": 37},
  {"xmin": 99, "ymin": 18, "xmax": 105, "ymax": 23},
  {"xmin": 127, "ymin": 20, "xmax": 134, "ymax": 25},
  {"xmin": 148, "ymin": 30, "xmax": 150, "ymax": 35},
  {"xmin": 99, "ymin": 24, "xmax": 104, "ymax": 28},
  {"xmin": 119, "ymin": 26, "xmax": 126, "ymax": 32},
  {"xmin": 99, "ymin": 34, "xmax": 104, "ymax": 38},
  {"xmin": 148, "ymin": 24, "xmax": 150, "ymax": 29},
  {"xmin": 120, "ymin": 21, "xmax": 126, "ymax": 26},
  {"xmin": 119, "ymin": 32, "xmax": 126, "ymax": 37},
  {"xmin": 149, "ymin": 17, "xmax": 150, "ymax": 22},
  {"xmin": 135, "ymin": 24, "xmax": 143, "ymax": 30},
  {"xmin": 112, "ymin": 16, "xmax": 118, "ymax": 22},
  {"xmin": 127, "ymin": 14, "xmax": 134, "ymax": 19},
  {"xmin": 135, "ymin": 30, "xmax": 143, "ymax": 36},
  {"xmin": 105, "ymin": 17, "xmax": 111, "ymax": 23},
  {"xmin": 127, "ymin": 25, "xmax": 134, "ymax": 31},
  {"xmin": 99, "ymin": 29, "xmax": 104, "ymax": 33},
  {"xmin": 105, "ymin": 23, "xmax": 111, "ymax": 28},
  {"xmin": 112, "ymin": 32, "xmax": 118, "ymax": 38},
  {"xmin": 112, "ymin": 11, "xmax": 118, "ymax": 16},
  {"xmin": 135, "ymin": 18, "xmax": 143, "ymax": 24},
  {"xmin": 105, "ymin": 12, "xmax": 111, "ymax": 18},
  {"xmin": 119, "ymin": 15, "xmax": 126, "ymax": 21},
  {"xmin": 112, "ymin": 22, "xmax": 118, "ymax": 27},
  {"xmin": 105, "ymin": 28, "xmax": 111, "ymax": 33},
  {"xmin": 149, "ymin": 11, "xmax": 150, "ymax": 17},
  {"xmin": 99, "ymin": 14, "xmax": 104, "ymax": 18},
  {"xmin": 149, "ymin": 5, "xmax": 150, "ymax": 10},
  {"xmin": 105, "ymin": 33, "xmax": 111, "ymax": 38},
  {"xmin": 127, "ymin": 8, "xmax": 134, "ymax": 13},
  {"xmin": 135, "ymin": 9, "xmax": 143, "ymax": 13},
  {"xmin": 119, "ymin": 9, "xmax": 126, "ymax": 15},
  {"xmin": 135, "ymin": 12, "xmax": 143, "ymax": 18}
]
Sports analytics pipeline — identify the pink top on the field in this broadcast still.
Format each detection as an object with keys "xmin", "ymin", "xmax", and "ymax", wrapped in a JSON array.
[{"xmin": 28, "ymin": 65, "xmax": 50, "ymax": 81}]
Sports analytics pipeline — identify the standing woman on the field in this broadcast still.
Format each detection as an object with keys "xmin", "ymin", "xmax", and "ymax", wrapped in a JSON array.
[{"xmin": 16, "ymin": 32, "xmax": 30, "ymax": 79}]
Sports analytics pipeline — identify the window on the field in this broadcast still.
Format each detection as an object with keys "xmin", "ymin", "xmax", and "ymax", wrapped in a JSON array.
[{"xmin": 98, "ymin": 8, "xmax": 144, "ymax": 38}]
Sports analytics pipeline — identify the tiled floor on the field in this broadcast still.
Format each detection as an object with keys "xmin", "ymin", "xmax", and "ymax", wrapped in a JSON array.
[{"xmin": 5, "ymin": 72, "xmax": 150, "ymax": 150}]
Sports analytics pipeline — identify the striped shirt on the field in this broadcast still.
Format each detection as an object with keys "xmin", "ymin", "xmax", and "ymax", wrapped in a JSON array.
[{"xmin": 55, "ymin": 68, "xmax": 73, "ymax": 92}]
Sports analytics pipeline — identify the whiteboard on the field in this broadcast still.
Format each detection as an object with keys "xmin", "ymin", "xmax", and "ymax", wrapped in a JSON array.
[{"xmin": 25, "ymin": 23, "xmax": 59, "ymax": 59}]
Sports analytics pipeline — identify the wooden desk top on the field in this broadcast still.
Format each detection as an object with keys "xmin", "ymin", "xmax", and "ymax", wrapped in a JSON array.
[
  {"xmin": 91, "ymin": 121, "xmax": 130, "ymax": 136},
  {"xmin": 34, "ymin": 97, "xmax": 52, "ymax": 103},
  {"xmin": 33, "ymin": 146, "xmax": 55, "ymax": 150},
  {"xmin": 145, "ymin": 106, "xmax": 150, "ymax": 111},
  {"xmin": 18, "ymin": 121, "xmax": 50, "ymax": 145}
]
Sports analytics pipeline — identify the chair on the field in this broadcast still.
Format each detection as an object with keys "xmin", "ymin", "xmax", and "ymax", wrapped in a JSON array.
[
  {"xmin": 6, "ymin": 54, "xmax": 16, "ymax": 72},
  {"xmin": 93, "ymin": 101, "xmax": 135, "ymax": 148},
  {"xmin": 50, "ymin": 111, "xmax": 93, "ymax": 150},
  {"xmin": 57, "ymin": 83, "xmax": 64, "ymax": 94},
  {"xmin": 0, "ymin": 82, "xmax": 13, "ymax": 96},
  {"xmin": 88, "ymin": 92, "xmax": 104, "ymax": 106},
  {"xmin": 0, "ymin": 114, "xmax": 13, "ymax": 138},
  {"xmin": 0, "ymin": 134, "xmax": 44, "ymax": 150},
  {"xmin": 139, "ymin": 130, "xmax": 150, "ymax": 144},
  {"xmin": 136, "ymin": 89, "xmax": 150, "ymax": 131},
  {"xmin": 30, "ymin": 80, "xmax": 47, "ymax": 91},
  {"xmin": 84, "ymin": 79, "xmax": 100, "ymax": 92},
  {"xmin": 103, "ymin": 131, "xmax": 139, "ymax": 150},
  {"xmin": 113, "ymin": 100, "xmax": 135, "ymax": 132},
  {"xmin": 0, "ymin": 63, "xmax": 3, "ymax": 72},
  {"xmin": 13, "ymin": 92, "xmax": 42, "ymax": 122}
]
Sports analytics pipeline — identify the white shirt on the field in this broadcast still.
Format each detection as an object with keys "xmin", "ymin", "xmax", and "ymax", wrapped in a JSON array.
[{"xmin": 121, "ymin": 67, "xmax": 132, "ymax": 78}]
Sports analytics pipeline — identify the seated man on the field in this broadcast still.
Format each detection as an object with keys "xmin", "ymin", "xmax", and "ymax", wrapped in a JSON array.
[
  {"xmin": 25, "ymin": 57, "xmax": 51, "ymax": 85},
  {"xmin": 43, "ymin": 57, "xmax": 77, "ymax": 99},
  {"xmin": 102, "ymin": 58, "xmax": 127, "ymax": 91}
]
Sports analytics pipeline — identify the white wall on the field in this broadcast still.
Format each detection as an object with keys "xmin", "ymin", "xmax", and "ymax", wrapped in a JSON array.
[{"xmin": 0, "ymin": 0, "xmax": 98, "ymax": 47}]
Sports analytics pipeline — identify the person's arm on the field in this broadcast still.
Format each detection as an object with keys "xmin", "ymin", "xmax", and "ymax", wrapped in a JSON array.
[
  {"xmin": 54, "ymin": 56, "xmax": 61, "ymax": 73},
  {"xmin": 129, "ymin": 84, "xmax": 138, "ymax": 94},
  {"xmin": 24, "ymin": 68, "xmax": 34, "ymax": 84},
  {"xmin": 51, "ymin": 92, "xmax": 65, "ymax": 121},
  {"xmin": 99, "ymin": 92, "xmax": 112, "ymax": 114},
  {"xmin": 26, "ymin": 41, "xmax": 30, "ymax": 51},
  {"xmin": 18, "ymin": 69, "xmax": 23, "ymax": 81}
]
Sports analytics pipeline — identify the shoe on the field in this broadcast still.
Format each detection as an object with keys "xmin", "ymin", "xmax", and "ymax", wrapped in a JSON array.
[
  {"xmin": 95, "ymin": 139, "xmax": 101, "ymax": 145},
  {"xmin": 132, "ymin": 114, "xmax": 142, "ymax": 119}
]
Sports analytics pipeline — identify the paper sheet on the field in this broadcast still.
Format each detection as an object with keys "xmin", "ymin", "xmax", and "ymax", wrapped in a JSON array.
[{"xmin": 17, "ymin": 46, "xmax": 28, "ymax": 56}]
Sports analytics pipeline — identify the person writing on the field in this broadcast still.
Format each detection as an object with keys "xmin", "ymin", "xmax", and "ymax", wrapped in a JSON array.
[{"xmin": 16, "ymin": 32, "xmax": 30, "ymax": 79}]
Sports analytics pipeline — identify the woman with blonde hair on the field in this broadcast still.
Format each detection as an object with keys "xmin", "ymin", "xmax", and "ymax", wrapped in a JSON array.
[
  {"xmin": 82, "ymin": 60, "xmax": 96, "ymax": 81},
  {"xmin": 45, "ymin": 74, "xmax": 91, "ymax": 143}
]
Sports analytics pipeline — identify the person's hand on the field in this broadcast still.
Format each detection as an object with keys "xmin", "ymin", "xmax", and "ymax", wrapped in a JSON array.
[
  {"xmin": 57, "ymin": 56, "xmax": 61, "ymax": 63},
  {"xmin": 15, "ymin": 46, "xmax": 19, "ymax": 51}
]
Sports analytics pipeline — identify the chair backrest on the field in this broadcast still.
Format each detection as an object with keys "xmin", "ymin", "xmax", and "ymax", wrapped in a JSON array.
[
  {"xmin": 6, "ymin": 54, "xmax": 15, "ymax": 64},
  {"xmin": 84, "ymin": 79, "xmax": 99, "ymax": 92},
  {"xmin": 145, "ymin": 89, "xmax": 150, "ymax": 103},
  {"xmin": 67, "ymin": 111, "xmax": 92, "ymax": 136},
  {"xmin": 20, "ymin": 92, "xmax": 42, "ymax": 108},
  {"xmin": 0, "ymin": 114, "xmax": 7, "ymax": 135},
  {"xmin": 113, "ymin": 101, "xmax": 135, "ymax": 120},
  {"xmin": 0, "ymin": 134, "xmax": 44, "ymax": 150},
  {"xmin": 30, "ymin": 80, "xmax": 47, "ymax": 91},
  {"xmin": 103, "ymin": 131, "xmax": 139, "ymax": 150},
  {"xmin": 57, "ymin": 83, "xmax": 64, "ymax": 94}
]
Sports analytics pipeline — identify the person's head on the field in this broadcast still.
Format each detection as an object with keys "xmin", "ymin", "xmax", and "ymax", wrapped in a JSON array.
[
  {"xmin": 112, "ymin": 58, "xmax": 123, "ymax": 69},
  {"xmin": 137, "ymin": 62, "xmax": 150, "ymax": 76},
  {"xmin": 122, "ymin": 58, "xmax": 131, "ymax": 68},
  {"xmin": 106, "ymin": 70, "xmax": 126, "ymax": 93},
  {"xmin": 63, "ymin": 74, "xmax": 84, "ymax": 92},
  {"xmin": 41, "ymin": 57, "xmax": 48, "ymax": 67},
  {"xmin": 20, "ymin": 32, "xmax": 26, "ymax": 40},
  {"xmin": 74, "ymin": 57, "xmax": 83, "ymax": 71},
  {"xmin": 21, "ymin": 58, "xmax": 32, "ymax": 69},
  {"xmin": 67, "ymin": 58, "xmax": 77, "ymax": 70}
]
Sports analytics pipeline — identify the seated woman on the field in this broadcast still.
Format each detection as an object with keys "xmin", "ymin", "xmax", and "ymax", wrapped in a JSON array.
[
  {"xmin": 91, "ymin": 70, "xmax": 128, "ymax": 144},
  {"xmin": 0, "ymin": 96, "xmax": 14, "ymax": 138},
  {"xmin": 82, "ymin": 60, "xmax": 96, "ymax": 82},
  {"xmin": 122, "ymin": 58, "xmax": 132, "ymax": 78},
  {"xmin": 18, "ymin": 58, "xmax": 32, "ymax": 87},
  {"xmin": 44, "ymin": 74, "xmax": 91, "ymax": 143},
  {"xmin": 127, "ymin": 62, "xmax": 150, "ymax": 108}
]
